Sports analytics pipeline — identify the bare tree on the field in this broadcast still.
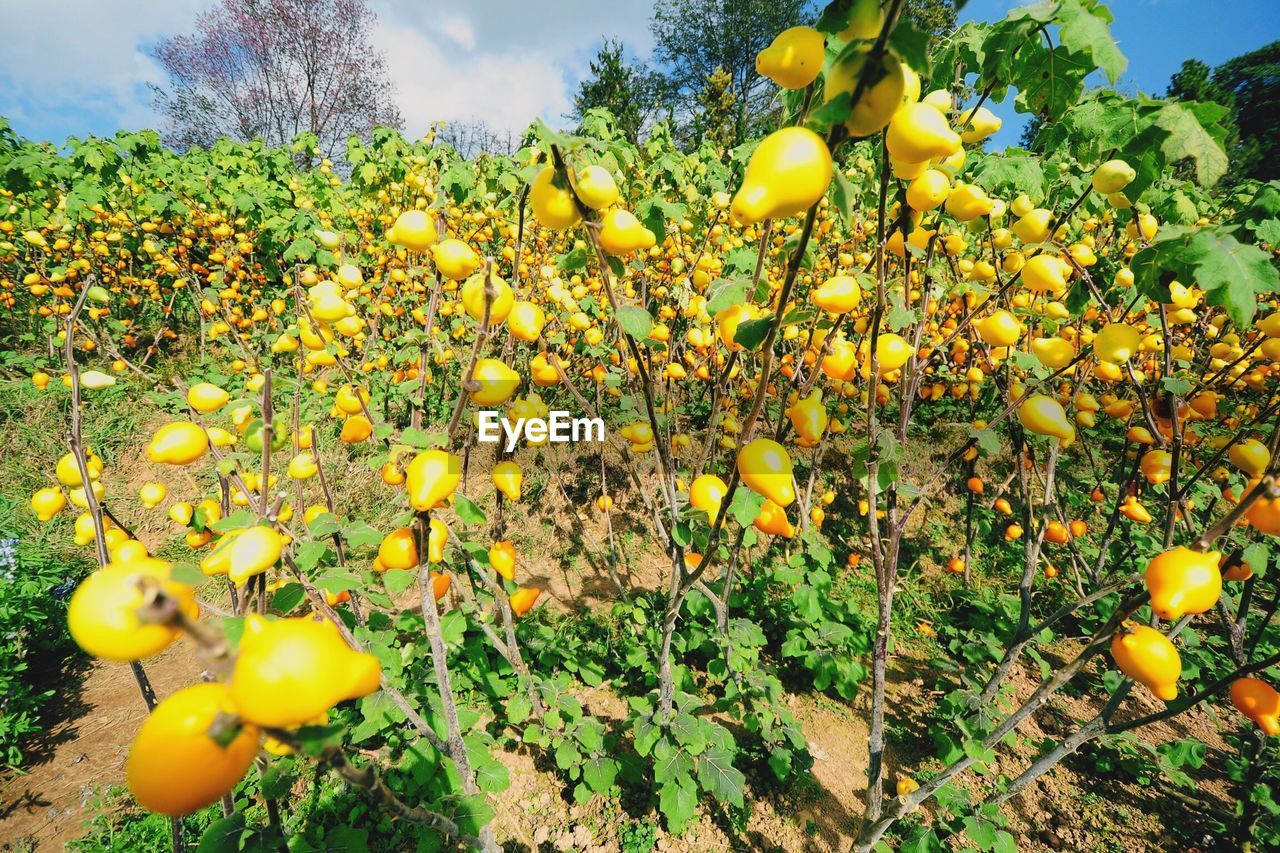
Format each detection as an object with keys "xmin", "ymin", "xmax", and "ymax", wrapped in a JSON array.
[
  {"xmin": 150, "ymin": 0, "xmax": 402, "ymax": 160},
  {"xmin": 434, "ymin": 120, "xmax": 525, "ymax": 160}
]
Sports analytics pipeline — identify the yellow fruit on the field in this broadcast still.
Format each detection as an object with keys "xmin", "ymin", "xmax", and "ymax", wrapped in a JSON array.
[
  {"xmin": 508, "ymin": 301, "xmax": 546, "ymax": 342},
  {"xmin": 126, "ymin": 683, "xmax": 260, "ymax": 817},
  {"xmin": 146, "ymin": 422, "xmax": 209, "ymax": 465},
  {"xmin": 389, "ymin": 209, "xmax": 437, "ymax": 252},
  {"xmin": 340, "ymin": 415, "xmax": 372, "ymax": 444},
  {"xmin": 1229, "ymin": 438, "xmax": 1271, "ymax": 478},
  {"xmin": 1111, "ymin": 622, "xmax": 1181, "ymax": 701},
  {"xmin": 906, "ymin": 169, "xmax": 950, "ymax": 212},
  {"xmin": 1092, "ymin": 159, "xmax": 1136, "ymax": 194},
  {"xmin": 716, "ymin": 303, "xmax": 762, "ymax": 351},
  {"xmin": 68, "ymin": 557, "xmax": 198, "ymax": 662},
  {"xmin": 738, "ymin": 438, "xmax": 795, "ymax": 507},
  {"xmin": 811, "ymin": 275, "xmax": 862, "ymax": 314},
  {"xmin": 1145, "ymin": 546, "xmax": 1222, "ymax": 620},
  {"xmin": 1140, "ymin": 449, "xmax": 1173, "ymax": 485},
  {"xmin": 756, "ymin": 26, "xmax": 825, "ymax": 89},
  {"xmin": 509, "ymin": 587, "xmax": 542, "ymax": 616},
  {"xmin": 31, "ymin": 487, "xmax": 67, "ymax": 521},
  {"xmin": 944, "ymin": 183, "xmax": 994, "ymax": 221},
  {"xmin": 871, "ymin": 333, "xmax": 915, "ymax": 375},
  {"xmin": 406, "ymin": 449, "xmax": 461, "ymax": 511},
  {"xmin": 1093, "ymin": 323, "xmax": 1141, "ymax": 364},
  {"xmin": 288, "ymin": 452, "xmax": 319, "ymax": 480},
  {"xmin": 461, "ymin": 272, "xmax": 514, "ymax": 324},
  {"xmin": 823, "ymin": 47, "xmax": 905, "ymax": 137},
  {"xmin": 470, "ymin": 358, "xmax": 520, "ymax": 406},
  {"xmin": 1231, "ymin": 677, "xmax": 1280, "ymax": 736},
  {"xmin": 788, "ymin": 390, "xmax": 828, "ymax": 447},
  {"xmin": 1021, "ymin": 254, "xmax": 1068, "ymax": 295},
  {"xmin": 377, "ymin": 527, "xmax": 419, "ymax": 571},
  {"xmin": 689, "ymin": 474, "xmax": 729, "ymax": 519},
  {"xmin": 56, "ymin": 451, "xmax": 101, "ymax": 486},
  {"xmin": 976, "ymin": 310, "xmax": 1022, "ymax": 347},
  {"xmin": 886, "ymin": 102, "xmax": 961, "ymax": 163},
  {"xmin": 431, "ymin": 238, "xmax": 481, "ymax": 281},
  {"xmin": 754, "ymin": 498, "xmax": 795, "ymax": 538},
  {"xmin": 598, "ymin": 208, "xmax": 657, "ymax": 256},
  {"xmin": 138, "ymin": 483, "xmax": 167, "ymax": 509},
  {"xmin": 492, "ymin": 461, "xmax": 523, "ymax": 501},
  {"xmin": 1031, "ymin": 336, "xmax": 1076, "ymax": 369},
  {"xmin": 229, "ymin": 614, "xmax": 381, "ymax": 728},
  {"xmin": 572, "ymin": 164, "xmax": 620, "ymax": 209},
  {"xmin": 957, "ymin": 105, "xmax": 1001, "ymax": 142},
  {"xmin": 489, "ymin": 540, "xmax": 516, "ymax": 580},
  {"xmin": 1017, "ymin": 395, "xmax": 1075, "ymax": 445},
  {"xmin": 530, "ymin": 166, "xmax": 581, "ymax": 230},
  {"xmin": 731, "ymin": 127, "xmax": 833, "ymax": 225},
  {"xmin": 186, "ymin": 382, "xmax": 229, "ymax": 414},
  {"xmin": 1011, "ymin": 208, "xmax": 1053, "ymax": 244}
]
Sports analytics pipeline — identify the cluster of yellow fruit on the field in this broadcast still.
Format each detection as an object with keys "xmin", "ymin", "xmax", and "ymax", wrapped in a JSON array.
[{"xmin": 65, "ymin": 552, "xmax": 379, "ymax": 816}]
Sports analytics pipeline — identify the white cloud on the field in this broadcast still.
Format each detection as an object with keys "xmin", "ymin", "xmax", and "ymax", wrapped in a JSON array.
[
  {"xmin": 375, "ymin": 14, "xmax": 570, "ymax": 137},
  {"xmin": 435, "ymin": 15, "xmax": 477, "ymax": 50}
]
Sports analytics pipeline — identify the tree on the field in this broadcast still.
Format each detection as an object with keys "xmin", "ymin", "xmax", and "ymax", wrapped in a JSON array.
[
  {"xmin": 1167, "ymin": 44, "xmax": 1280, "ymax": 181},
  {"xmin": 570, "ymin": 40, "xmax": 668, "ymax": 144},
  {"xmin": 690, "ymin": 68, "xmax": 740, "ymax": 151},
  {"xmin": 650, "ymin": 0, "xmax": 808, "ymax": 144},
  {"xmin": 150, "ymin": 0, "xmax": 402, "ymax": 161},
  {"xmin": 904, "ymin": 0, "xmax": 958, "ymax": 42}
]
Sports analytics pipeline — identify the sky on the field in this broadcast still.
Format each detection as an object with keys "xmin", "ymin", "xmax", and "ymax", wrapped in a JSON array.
[{"xmin": 0, "ymin": 0, "xmax": 1276, "ymax": 148}]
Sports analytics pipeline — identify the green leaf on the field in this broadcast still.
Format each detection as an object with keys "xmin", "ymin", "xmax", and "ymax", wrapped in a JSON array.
[
  {"xmin": 1055, "ymin": 0, "xmax": 1126, "ymax": 83},
  {"xmin": 454, "ymin": 493, "xmax": 487, "ymax": 526},
  {"xmin": 196, "ymin": 812, "xmax": 247, "ymax": 853},
  {"xmin": 705, "ymin": 278, "xmax": 749, "ymax": 315},
  {"xmin": 1132, "ymin": 226, "xmax": 1280, "ymax": 327},
  {"xmin": 733, "ymin": 315, "xmax": 774, "ymax": 350},
  {"xmin": 294, "ymin": 540, "xmax": 331, "ymax": 573},
  {"xmin": 272, "ymin": 583, "xmax": 305, "ymax": 613},
  {"xmin": 314, "ymin": 570, "xmax": 361, "ymax": 594},
  {"xmin": 343, "ymin": 521, "xmax": 384, "ymax": 550},
  {"xmin": 657, "ymin": 776, "xmax": 697, "ymax": 833},
  {"xmin": 696, "ymin": 747, "xmax": 745, "ymax": 807},
  {"xmin": 616, "ymin": 305, "xmax": 654, "ymax": 339}
]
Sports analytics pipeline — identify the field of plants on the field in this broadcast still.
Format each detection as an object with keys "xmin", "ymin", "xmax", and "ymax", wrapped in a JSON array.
[{"xmin": 2, "ymin": 0, "xmax": 1280, "ymax": 849}]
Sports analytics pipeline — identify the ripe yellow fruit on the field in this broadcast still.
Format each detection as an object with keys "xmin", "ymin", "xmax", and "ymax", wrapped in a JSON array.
[
  {"xmin": 905, "ymin": 169, "xmax": 950, "ymax": 212},
  {"xmin": 1092, "ymin": 159, "xmax": 1136, "ymax": 194},
  {"xmin": 288, "ymin": 452, "xmax": 319, "ymax": 480},
  {"xmin": 1093, "ymin": 323, "xmax": 1141, "ymax": 364},
  {"xmin": 1111, "ymin": 622, "xmax": 1181, "ymax": 701},
  {"xmin": 598, "ymin": 208, "xmax": 657, "ymax": 256},
  {"xmin": 509, "ymin": 586, "xmax": 542, "ymax": 616},
  {"xmin": 388, "ymin": 209, "xmax": 437, "ymax": 252},
  {"xmin": 976, "ymin": 310, "xmax": 1022, "ymax": 347},
  {"xmin": 811, "ymin": 275, "xmax": 862, "ymax": 314},
  {"xmin": 229, "ymin": 614, "xmax": 381, "ymax": 728},
  {"xmin": 56, "ymin": 450, "xmax": 101, "ymax": 486},
  {"xmin": 944, "ymin": 183, "xmax": 994, "ymax": 221},
  {"xmin": 957, "ymin": 105, "xmax": 1001, "ymax": 142},
  {"xmin": 731, "ymin": 127, "xmax": 833, "ymax": 225},
  {"xmin": 689, "ymin": 474, "xmax": 729, "ymax": 519},
  {"xmin": 1021, "ymin": 253, "xmax": 1068, "ymax": 295},
  {"xmin": 406, "ymin": 449, "xmax": 461, "ymax": 511},
  {"xmin": 823, "ymin": 47, "xmax": 905, "ymax": 136},
  {"xmin": 431, "ymin": 238, "xmax": 481, "ymax": 281},
  {"xmin": 470, "ymin": 358, "xmax": 520, "ymax": 406},
  {"xmin": 572, "ymin": 164, "xmax": 620, "ymax": 209},
  {"xmin": 1231, "ymin": 677, "xmax": 1280, "ymax": 735},
  {"xmin": 886, "ymin": 102, "xmax": 961, "ymax": 163},
  {"xmin": 31, "ymin": 486, "xmax": 67, "ymax": 521},
  {"xmin": 530, "ymin": 166, "xmax": 581, "ymax": 230},
  {"xmin": 489, "ymin": 540, "xmax": 516, "ymax": 581},
  {"xmin": 870, "ymin": 333, "xmax": 915, "ymax": 375},
  {"xmin": 378, "ymin": 527, "xmax": 419, "ymax": 571},
  {"xmin": 738, "ymin": 438, "xmax": 795, "ymax": 507},
  {"xmin": 1017, "ymin": 395, "xmax": 1075, "ymax": 445},
  {"xmin": 492, "ymin": 461, "xmax": 523, "ymax": 501},
  {"xmin": 1031, "ymin": 336, "xmax": 1076, "ymax": 369},
  {"xmin": 508, "ymin": 301, "xmax": 546, "ymax": 342},
  {"xmin": 1229, "ymin": 438, "xmax": 1271, "ymax": 478},
  {"xmin": 754, "ymin": 498, "xmax": 795, "ymax": 538},
  {"xmin": 186, "ymin": 382, "xmax": 229, "ymax": 414},
  {"xmin": 1140, "ymin": 449, "xmax": 1173, "ymax": 485},
  {"xmin": 1011, "ymin": 208, "xmax": 1053, "ymax": 244},
  {"xmin": 756, "ymin": 26, "xmax": 825, "ymax": 89},
  {"xmin": 138, "ymin": 482, "xmax": 167, "ymax": 509},
  {"xmin": 68, "ymin": 557, "xmax": 198, "ymax": 662},
  {"xmin": 126, "ymin": 683, "xmax": 260, "ymax": 817},
  {"xmin": 146, "ymin": 421, "xmax": 209, "ymax": 465},
  {"xmin": 461, "ymin": 272, "xmax": 515, "ymax": 324},
  {"xmin": 787, "ymin": 390, "xmax": 828, "ymax": 447},
  {"xmin": 1145, "ymin": 546, "xmax": 1222, "ymax": 620}
]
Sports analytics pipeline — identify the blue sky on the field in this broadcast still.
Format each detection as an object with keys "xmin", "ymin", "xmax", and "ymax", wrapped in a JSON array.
[
  {"xmin": 959, "ymin": 0, "xmax": 1280, "ymax": 146},
  {"xmin": 0, "ymin": 0, "xmax": 1276, "ymax": 147}
]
